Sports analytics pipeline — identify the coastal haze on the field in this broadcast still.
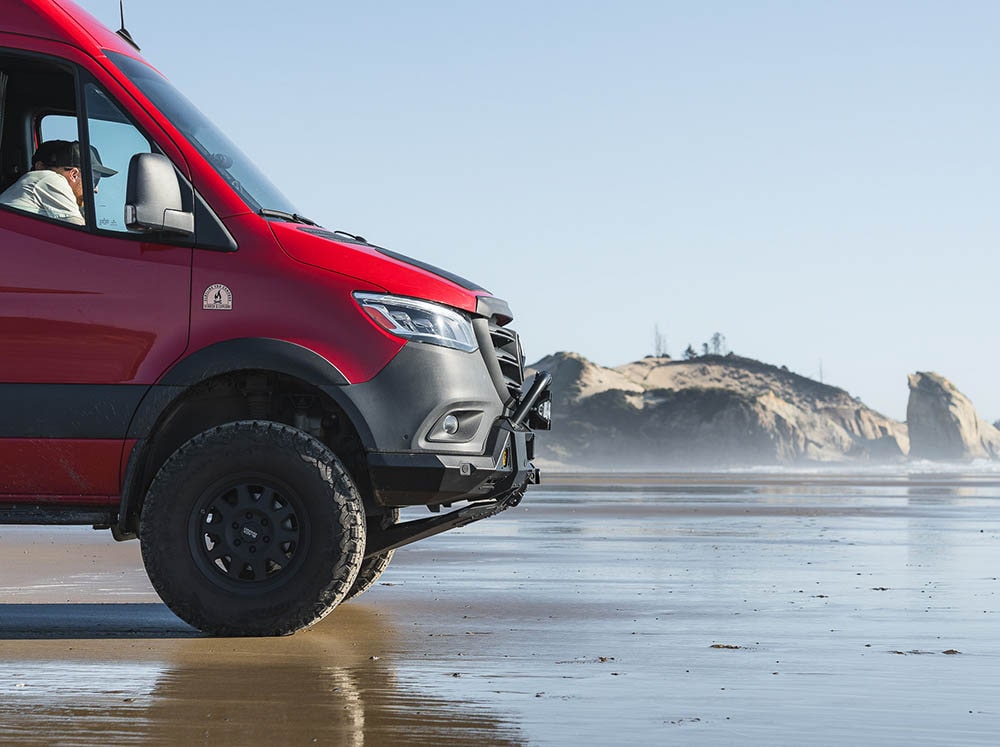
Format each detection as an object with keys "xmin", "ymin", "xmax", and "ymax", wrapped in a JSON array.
[{"xmin": 529, "ymin": 351, "xmax": 1000, "ymax": 470}]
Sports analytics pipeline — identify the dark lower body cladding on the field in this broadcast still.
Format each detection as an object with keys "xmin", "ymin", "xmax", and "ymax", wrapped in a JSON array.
[{"xmin": 327, "ymin": 342, "xmax": 547, "ymax": 507}]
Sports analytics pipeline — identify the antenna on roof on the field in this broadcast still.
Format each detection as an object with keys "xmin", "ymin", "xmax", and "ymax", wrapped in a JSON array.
[{"xmin": 115, "ymin": 1, "xmax": 141, "ymax": 52}]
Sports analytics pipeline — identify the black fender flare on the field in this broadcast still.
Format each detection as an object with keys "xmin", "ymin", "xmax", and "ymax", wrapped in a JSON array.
[
  {"xmin": 161, "ymin": 337, "xmax": 349, "ymax": 387},
  {"xmin": 115, "ymin": 338, "xmax": 371, "ymax": 539}
]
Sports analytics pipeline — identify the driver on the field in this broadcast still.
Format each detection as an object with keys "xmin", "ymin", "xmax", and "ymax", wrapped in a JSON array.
[{"xmin": 0, "ymin": 139, "xmax": 117, "ymax": 225}]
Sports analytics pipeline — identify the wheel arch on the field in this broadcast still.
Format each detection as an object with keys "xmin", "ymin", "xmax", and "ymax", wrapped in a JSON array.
[{"xmin": 115, "ymin": 338, "xmax": 376, "ymax": 540}]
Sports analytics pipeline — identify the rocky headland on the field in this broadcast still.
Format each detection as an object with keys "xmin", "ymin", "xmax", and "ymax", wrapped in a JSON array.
[{"xmin": 528, "ymin": 352, "xmax": 998, "ymax": 468}]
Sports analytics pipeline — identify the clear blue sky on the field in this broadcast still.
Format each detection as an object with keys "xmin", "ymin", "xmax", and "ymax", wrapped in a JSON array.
[{"xmin": 76, "ymin": 1, "xmax": 1000, "ymax": 422}]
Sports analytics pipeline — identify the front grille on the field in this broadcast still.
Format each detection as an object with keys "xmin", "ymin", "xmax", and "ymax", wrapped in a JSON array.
[{"xmin": 487, "ymin": 321, "xmax": 524, "ymax": 404}]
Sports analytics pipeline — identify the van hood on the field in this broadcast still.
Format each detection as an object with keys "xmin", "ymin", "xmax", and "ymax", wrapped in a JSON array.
[{"xmin": 269, "ymin": 221, "xmax": 493, "ymax": 317}]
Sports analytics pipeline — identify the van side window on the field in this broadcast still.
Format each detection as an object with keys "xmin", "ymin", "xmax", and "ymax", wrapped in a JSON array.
[
  {"xmin": 84, "ymin": 84, "xmax": 153, "ymax": 233},
  {"xmin": 41, "ymin": 83, "xmax": 182, "ymax": 235}
]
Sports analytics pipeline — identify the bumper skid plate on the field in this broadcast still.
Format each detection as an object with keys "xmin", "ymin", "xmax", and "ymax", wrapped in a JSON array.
[{"xmin": 363, "ymin": 489, "xmax": 524, "ymax": 558}]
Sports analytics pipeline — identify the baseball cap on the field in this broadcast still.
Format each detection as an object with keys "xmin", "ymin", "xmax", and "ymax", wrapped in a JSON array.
[{"xmin": 33, "ymin": 140, "xmax": 118, "ymax": 182}]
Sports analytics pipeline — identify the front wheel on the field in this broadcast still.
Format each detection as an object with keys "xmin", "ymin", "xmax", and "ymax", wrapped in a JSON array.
[{"xmin": 139, "ymin": 420, "xmax": 366, "ymax": 636}]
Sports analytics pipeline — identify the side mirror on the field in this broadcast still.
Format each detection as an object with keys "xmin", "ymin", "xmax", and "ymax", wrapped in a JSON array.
[{"xmin": 124, "ymin": 153, "xmax": 194, "ymax": 235}]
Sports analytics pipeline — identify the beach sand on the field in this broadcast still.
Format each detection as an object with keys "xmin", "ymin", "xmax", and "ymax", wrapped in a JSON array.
[{"xmin": 0, "ymin": 471, "xmax": 998, "ymax": 744}]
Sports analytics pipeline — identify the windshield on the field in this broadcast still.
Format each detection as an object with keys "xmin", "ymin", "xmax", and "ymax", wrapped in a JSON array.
[{"xmin": 105, "ymin": 51, "xmax": 299, "ymax": 216}]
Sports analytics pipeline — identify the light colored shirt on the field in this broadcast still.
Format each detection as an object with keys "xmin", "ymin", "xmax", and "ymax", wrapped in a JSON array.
[{"xmin": 0, "ymin": 170, "xmax": 84, "ymax": 225}]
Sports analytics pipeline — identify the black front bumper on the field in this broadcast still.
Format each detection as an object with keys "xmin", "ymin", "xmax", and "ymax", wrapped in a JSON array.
[
  {"xmin": 368, "ymin": 419, "xmax": 539, "ymax": 507},
  {"xmin": 360, "ymin": 372, "xmax": 550, "ymax": 558},
  {"xmin": 367, "ymin": 369, "xmax": 551, "ymax": 508}
]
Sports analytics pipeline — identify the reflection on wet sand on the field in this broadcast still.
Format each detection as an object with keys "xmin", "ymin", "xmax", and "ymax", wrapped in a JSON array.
[{"xmin": 0, "ymin": 605, "xmax": 526, "ymax": 746}]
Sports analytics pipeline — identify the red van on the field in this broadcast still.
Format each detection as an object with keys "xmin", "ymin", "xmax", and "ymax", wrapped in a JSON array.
[{"xmin": 0, "ymin": 0, "xmax": 550, "ymax": 635}]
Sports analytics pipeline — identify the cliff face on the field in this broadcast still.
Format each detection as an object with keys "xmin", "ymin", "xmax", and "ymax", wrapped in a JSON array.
[
  {"xmin": 906, "ymin": 372, "xmax": 1000, "ymax": 460},
  {"xmin": 529, "ymin": 352, "xmax": 908, "ymax": 468}
]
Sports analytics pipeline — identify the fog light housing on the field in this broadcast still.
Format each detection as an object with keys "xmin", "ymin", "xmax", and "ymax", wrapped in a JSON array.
[{"xmin": 426, "ymin": 410, "xmax": 485, "ymax": 443}]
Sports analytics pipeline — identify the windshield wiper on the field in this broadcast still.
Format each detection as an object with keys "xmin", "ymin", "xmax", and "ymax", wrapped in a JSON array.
[
  {"xmin": 332, "ymin": 229, "xmax": 369, "ymax": 244},
  {"xmin": 259, "ymin": 208, "xmax": 318, "ymax": 226}
]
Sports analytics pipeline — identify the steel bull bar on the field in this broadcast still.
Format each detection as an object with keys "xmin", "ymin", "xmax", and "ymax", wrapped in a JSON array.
[{"xmin": 364, "ymin": 371, "xmax": 552, "ymax": 558}]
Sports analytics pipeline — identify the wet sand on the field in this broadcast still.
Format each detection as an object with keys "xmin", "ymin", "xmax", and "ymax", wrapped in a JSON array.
[{"xmin": 1, "ymin": 471, "xmax": 1000, "ymax": 744}]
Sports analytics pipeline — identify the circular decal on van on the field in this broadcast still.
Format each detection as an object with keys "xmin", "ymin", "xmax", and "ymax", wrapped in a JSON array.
[{"xmin": 203, "ymin": 284, "xmax": 233, "ymax": 310}]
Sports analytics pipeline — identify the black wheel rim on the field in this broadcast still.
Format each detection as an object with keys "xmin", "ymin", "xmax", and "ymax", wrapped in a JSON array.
[{"xmin": 188, "ymin": 474, "xmax": 309, "ymax": 592}]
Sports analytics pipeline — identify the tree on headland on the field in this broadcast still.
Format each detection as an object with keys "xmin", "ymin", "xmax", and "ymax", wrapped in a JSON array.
[
  {"xmin": 653, "ymin": 324, "xmax": 668, "ymax": 357},
  {"xmin": 682, "ymin": 333, "xmax": 729, "ymax": 360}
]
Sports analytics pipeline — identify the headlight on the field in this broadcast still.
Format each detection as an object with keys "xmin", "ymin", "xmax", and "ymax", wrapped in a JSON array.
[{"xmin": 353, "ymin": 293, "xmax": 478, "ymax": 352}]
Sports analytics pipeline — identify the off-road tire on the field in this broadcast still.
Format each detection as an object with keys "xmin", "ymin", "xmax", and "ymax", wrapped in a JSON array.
[
  {"xmin": 344, "ymin": 508, "xmax": 399, "ymax": 602},
  {"xmin": 139, "ymin": 420, "xmax": 366, "ymax": 636}
]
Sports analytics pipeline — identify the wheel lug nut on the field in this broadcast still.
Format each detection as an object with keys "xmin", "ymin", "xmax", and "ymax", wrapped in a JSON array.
[
  {"xmin": 249, "ymin": 546, "xmax": 256, "ymax": 553},
  {"xmin": 263, "ymin": 536, "xmax": 270, "ymax": 543},
  {"xmin": 245, "ymin": 512, "xmax": 253, "ymax": 519},
  {"xmin": 232, "ymin": 522, "xmax": 239, "ymax": 529},
  {"xmin": 261, "ymin": 518, "xmax": 268, "ymax": 526}
]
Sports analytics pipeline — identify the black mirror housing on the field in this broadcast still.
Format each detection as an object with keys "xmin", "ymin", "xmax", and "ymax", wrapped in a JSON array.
[{"xmin": 124, "ymin": 152, "xmax": 194, "ymax": 235}]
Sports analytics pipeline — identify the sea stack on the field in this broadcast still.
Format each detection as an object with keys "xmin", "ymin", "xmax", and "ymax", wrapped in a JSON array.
[{"xmin": 906, "ymin": 372, "xmax": 1000, "ymax": 461}]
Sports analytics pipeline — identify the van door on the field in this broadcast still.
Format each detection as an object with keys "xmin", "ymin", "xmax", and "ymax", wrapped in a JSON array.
[{"xmin": 0, "ymin": 56, "xmax": 191, "ymax": 497}]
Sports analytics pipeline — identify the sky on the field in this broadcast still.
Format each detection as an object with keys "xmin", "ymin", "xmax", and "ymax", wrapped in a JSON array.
[{"xmin": 73, "ymin": 0, "xmax": 1000, "ymax": 422}]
